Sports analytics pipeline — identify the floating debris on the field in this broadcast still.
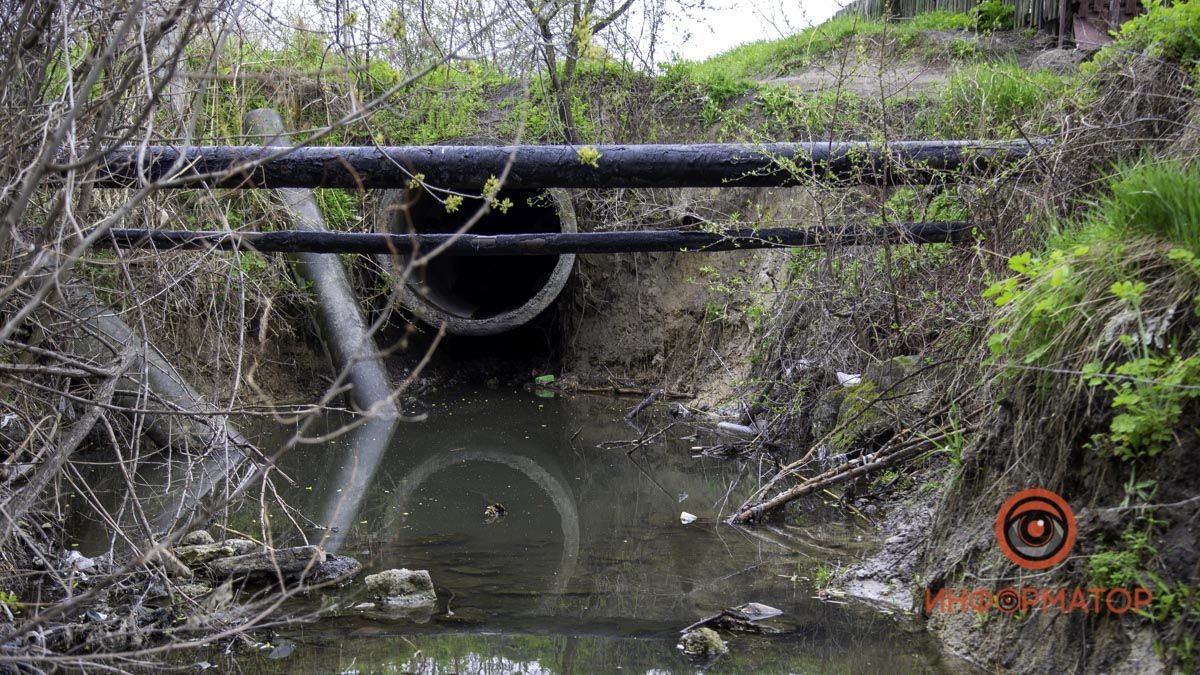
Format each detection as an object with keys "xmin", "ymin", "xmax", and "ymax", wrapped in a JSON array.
[
  {"xmin": 682, "ymin": 602, "xmax": 785, "ymax": 635},
  {"xmin": 729, "ymin": 602, "xmax": 783, "ymax": 621},
  {"xmin": 484, "ymin": 503, "xmax": 507, "ymax": 523}
]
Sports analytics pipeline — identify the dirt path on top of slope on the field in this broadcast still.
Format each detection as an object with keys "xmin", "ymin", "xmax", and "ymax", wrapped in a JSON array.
[
  {"xmin": 760, "ymin": 60, "xmax": 951, "ymax": 98},
  {"xmin": 758, "ymin": 30, "xmax": 1053, "ymax": 98}
]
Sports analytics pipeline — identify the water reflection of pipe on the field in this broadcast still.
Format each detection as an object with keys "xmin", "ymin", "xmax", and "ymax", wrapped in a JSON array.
[
  {"xmin": 389, "ymin": 449, "xmax": 580, "ymax": 613},
  {"xmin": 238, "ymin": 110, "xmax": 403, "ymax": 553},
  {"xmin": 318, "ymin": 413, "xmax": 401, "ymax": 552}
]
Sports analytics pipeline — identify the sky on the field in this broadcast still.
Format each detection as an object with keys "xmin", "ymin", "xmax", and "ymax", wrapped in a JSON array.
[{"xmin": 659, "ymin": 0, "xmax": 847, "ymax": 61}]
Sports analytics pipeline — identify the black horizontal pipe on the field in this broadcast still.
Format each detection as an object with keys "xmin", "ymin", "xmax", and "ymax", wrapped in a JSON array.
[
  {"xmin": 94, "ymin": 222, "xmax": 972, "ymax": 256},
  {"xmin": 90, "ymin": 141, "xmax": 1040, "ymax": 189}
]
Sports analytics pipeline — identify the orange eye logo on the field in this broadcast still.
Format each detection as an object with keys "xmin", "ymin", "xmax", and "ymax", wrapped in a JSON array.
[{"xmin": 995, "ymin": 488, "xmax": 1076, "ymax": 570}]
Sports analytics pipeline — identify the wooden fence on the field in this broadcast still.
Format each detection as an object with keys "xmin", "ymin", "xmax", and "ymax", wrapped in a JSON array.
[{"xmin": 835, "ymin": 0, "xmax": 1061, "ymax": 30}]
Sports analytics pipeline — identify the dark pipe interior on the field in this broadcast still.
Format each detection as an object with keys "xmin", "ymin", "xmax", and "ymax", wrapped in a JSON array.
[{"xmin": 395, "ymin": 189, "xmax": 561, "ymax": 320}]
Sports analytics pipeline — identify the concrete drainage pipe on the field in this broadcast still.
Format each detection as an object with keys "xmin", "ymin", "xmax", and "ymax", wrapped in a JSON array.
[{"xmin": 378, "ymin": 188, "xmax": 577, "ymax": 336}]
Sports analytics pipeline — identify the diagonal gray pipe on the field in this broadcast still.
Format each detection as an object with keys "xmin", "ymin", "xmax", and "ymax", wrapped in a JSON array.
[
  {"xmin": 245, "ymin": 109, "xmax": 399, "ymax": 553},
  {"xmin": 244, "ymin": 109, "xmax": 397, "ymax": 415}
]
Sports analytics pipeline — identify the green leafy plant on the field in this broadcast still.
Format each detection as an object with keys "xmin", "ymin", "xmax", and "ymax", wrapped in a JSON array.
[
  {"xmin": 813, "ymin": 562, "xmax": 839, "ymax": 589},
  {"xmin": 985, "ymin": 162, "xmax": 1200, "ymax": 463},
  {"xmin": 972, "ymin": 0, "xmax": 1016, "ymax": 32},
  {"xmin": 1089, "ymin": 548, "xmax": 1144, "ymax": 588},
  {"xmin": 935, "ymin": 412, "xmax": 968, "ymax": 467},
  {"xmin": 948, "ymin": 37, "xmax": 979, "ymax": 60},
  {"xmin": 1088, "ymin": 516, "xmax": 1162, "ymax": 588},
  {"xmin": 1083, "ymin": 353, "xmax": 1200, "ymax": 460},
  {"xmin": 576, "ymin": 145, "xmax": 602, "ymax": 168},
  {"xmin": 1115, "ymin": 0, "xmax": 1200, "ymax": 65},
  {"xmin": 0, "ymin": 591, "xmax": 20, "ymax": 615}
]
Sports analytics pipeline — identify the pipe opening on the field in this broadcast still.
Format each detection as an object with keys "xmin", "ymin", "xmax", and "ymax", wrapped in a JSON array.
[{"xmin": 382, "ymin": 189, "xmax": 577, "ymax": 336}]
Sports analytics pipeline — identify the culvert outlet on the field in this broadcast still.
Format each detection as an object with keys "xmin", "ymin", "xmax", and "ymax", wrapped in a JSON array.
[{"xmin": 379, "ymin": 188, "xmax": 576, "ymax": 336}]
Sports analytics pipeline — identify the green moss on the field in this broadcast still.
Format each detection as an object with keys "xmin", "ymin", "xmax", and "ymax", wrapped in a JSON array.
[{"xmin": 830, "ymin": 380, "xmax": 891, "ymax": 452}]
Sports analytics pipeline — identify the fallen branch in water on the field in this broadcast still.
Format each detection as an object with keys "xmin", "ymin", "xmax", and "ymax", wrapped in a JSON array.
[
  {"xmin": 728, "ymin": 423, "xmax": 967, "ymax": 524},
  {"xmin": 625, "ymin": 390, "xmax": 661, "ymax": 420},
  {"xmin": 740, "ymin": 379, "xmax": 979, "ymax": 516},
  {"xmin": 598, "ymin": 421, "xmax": 682, "ymax": 453},
  {"xmin": 554, "ymin": 380, "xmax": 693, "ymax": 399}
]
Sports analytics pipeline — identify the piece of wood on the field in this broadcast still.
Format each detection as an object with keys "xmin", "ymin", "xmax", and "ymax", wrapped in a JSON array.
[
  {"xmin": 94, "ymin": 221, "xmax": 973, "ymax": 257},
  {"xmin": 552, "ymin": 381, "xmax": 694, "ymax": 399},
  {"xmin": 206, "ymin": 545, "xmax": 326, "ymax": 578},
  {"xmin": 729, "ymin": 442, "xmax": 930, "ymax": 524},
  {"xmin": 624, "ymin": 391, "xmax": 661, "ymax": 420},
  {"xmin": 1058, "ymin": 0, "xmax": 1073, "ymax": 47}
]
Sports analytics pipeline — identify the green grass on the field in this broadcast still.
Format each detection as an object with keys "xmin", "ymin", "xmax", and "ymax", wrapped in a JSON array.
[
  {"xmin": 192, "ymin": 34, "xmax": 509, "ymax": 146},
  {"xmin": 985, "ymin": 162, "xmax": 1200, "ymax": 459},
  {"xmin": 1089, "ymin": 160, "xmax": 1200, "ymax": 255},
  {"xmin": 314, "ymin": 189, "xmax": 358, "ymax": 228},
  {"xmin": 757, "ymin": 85, "xmax": 869, "ymax": 133},
  {"xmin": 938, "ymin": 61, "xmax": 1073, "ymax": 136},
  {"xmin": 678, "ymin": 10, "xmax": 977, "ymax": 85},
  {"xmin": 904, "ymin": 10, "xmax": 977, "ymax": 31},
  {"xmin": 673, "ymin": 15, "xmax": 887, "ymax": 85},
  {"xmin": 498, "ymin": 82, "xmax": 599, "ymax": 142}
]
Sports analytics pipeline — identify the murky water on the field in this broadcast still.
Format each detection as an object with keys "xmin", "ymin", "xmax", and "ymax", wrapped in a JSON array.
[{"xmin": 77, "ymin": 387, "xmax": 962, "ymax": 673}]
